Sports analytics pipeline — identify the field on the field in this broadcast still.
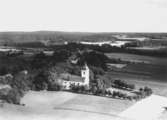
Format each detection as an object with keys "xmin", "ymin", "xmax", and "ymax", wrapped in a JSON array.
[
  {"xmin": 106, "ymin": 53, "xmax": 167, "ymax": 81},
  {"xmin": 107, "ymin": 70, "xmax": 167, "ymax": 96},
  {"xmin": 106, "ymin": 53, "xmax": 167, "ymax": 66},
  {"xmin": 106, "ymin": 53, "xmax": 167, "ymax": 96},
  {"xmin": 1, "ymin": 91, "xmax": 167, "ymax": 120},
  {"xmin": 0, "ymin": 91, "xmax": 134, "ymax": 120}
]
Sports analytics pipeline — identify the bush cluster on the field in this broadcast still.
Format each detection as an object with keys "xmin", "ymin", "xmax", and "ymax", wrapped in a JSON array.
[
  {"xmin": 113, "ymin": 80, "xmax": 135, "ymax": 90},
  {"xmin": 138, "ymin": 86, "xmax": 153, "ymax": 98},
  {"xmin": 70, "ymin": 84, "xmax": 88, "ymax": 93}
]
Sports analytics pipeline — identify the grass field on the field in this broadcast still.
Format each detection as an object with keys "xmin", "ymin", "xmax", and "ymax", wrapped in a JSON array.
[
  {"xmin": 0, "ymin": 91, "xmax": 134, "ymax": 120},
  {"xmin": 0, "ymin": 91, "xmax": 166, "ymax": 120},
  {"xmin": 21, "ymin": 91, "xmax": 133, "ymax": 114}
]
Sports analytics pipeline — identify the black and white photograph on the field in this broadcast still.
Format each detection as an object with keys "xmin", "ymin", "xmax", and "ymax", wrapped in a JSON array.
[{"xmin": 0, "ymin": 0, "xmax": 167, "ymax": 120}]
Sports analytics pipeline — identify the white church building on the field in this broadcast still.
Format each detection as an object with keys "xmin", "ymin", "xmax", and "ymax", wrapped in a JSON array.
[{"xmin": 59, "ymin": 64, "xmax": 90, "ymax": 90}]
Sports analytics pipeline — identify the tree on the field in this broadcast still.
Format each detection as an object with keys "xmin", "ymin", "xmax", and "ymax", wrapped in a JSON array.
[
  {"xmin": 112, "ymin": 91, "xmax": 118, "ymax": 98},
  {"xmin": 48, "ymin": 83, "xmax": 62, "ymax": 91},
  {"xmin": 91, "ymin": 85, "xmax": 98, "ymax": 95},
  {"xmin": 78, "ymin": 51, "xmax": 109, "ymax": 70},
  {"xmin": 11, "ymin": 71, "xmax": 31, "ymax": 95},
  {"xmin": 2, "ymin": 88, "xmax": 21, "ymax": 104},
  {"xmin": 33, "ymin": 71, "xmax": 49, "ymax": 91},
  {"xmin": 52, "ymin": 50, "xmax": 71, "ymax": 62},
  {"xmin": 144, "ymin": 86, "xmax": 153, "ymax": 96},
  {"xmin": 0, "ymin": 66, "xmax": 8, "ymax": 75},
  {"xmin": 31, "ymin": 52, "xmax": 48, "ymax": 69}
]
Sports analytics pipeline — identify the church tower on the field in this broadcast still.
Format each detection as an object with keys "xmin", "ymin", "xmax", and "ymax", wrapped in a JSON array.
[{"xmin": 81, "ymin": 63, "xmax": 90, "ymax": 87}]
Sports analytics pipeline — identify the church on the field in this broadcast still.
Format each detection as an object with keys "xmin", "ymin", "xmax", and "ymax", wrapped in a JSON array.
[{"xmin": 59, "ymin": 64, "xmax": 90, "ymax": 90}]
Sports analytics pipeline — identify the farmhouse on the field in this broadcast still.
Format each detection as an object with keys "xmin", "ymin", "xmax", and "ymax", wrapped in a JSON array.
[{"xmin": 59, "ymin": 64, "xmax": 91, "ymax": 90}]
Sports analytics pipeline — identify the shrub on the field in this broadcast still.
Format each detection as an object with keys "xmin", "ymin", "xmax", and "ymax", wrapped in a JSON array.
[
  {"xmin": 48, "ymin": 83, "xmax": 62, "ymax": 91},
  {"xmin": 144, "ymin": 86, "xmax": 153, "ymax": 96},
  {"xmin": 138, "ymin": 86, "xmax": 153, "ymax": 98},
  {"xmin": 112, "ymin": 91, "xmax": 127, "ymax": 99}
]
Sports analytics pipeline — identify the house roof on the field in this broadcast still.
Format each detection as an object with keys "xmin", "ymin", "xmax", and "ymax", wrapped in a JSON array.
[{"xmin": 59, "ymin": 73, "xmax": 84, "ymax": 82}]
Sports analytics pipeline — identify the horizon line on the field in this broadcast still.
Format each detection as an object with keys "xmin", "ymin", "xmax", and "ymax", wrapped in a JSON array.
[{"xmin": 0, "ymin": 30, "xmax": 166, "ymax": 34}]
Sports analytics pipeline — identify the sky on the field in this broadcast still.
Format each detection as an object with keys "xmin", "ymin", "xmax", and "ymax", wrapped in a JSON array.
[{"xmin": 0, "ymin": 0, "xmax": 167, "ymax": 32}]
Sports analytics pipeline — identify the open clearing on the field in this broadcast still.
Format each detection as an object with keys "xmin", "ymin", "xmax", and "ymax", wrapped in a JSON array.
[{"xmin": 0, "ymin": 91, "xmax": 134, "ymax": 120}]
